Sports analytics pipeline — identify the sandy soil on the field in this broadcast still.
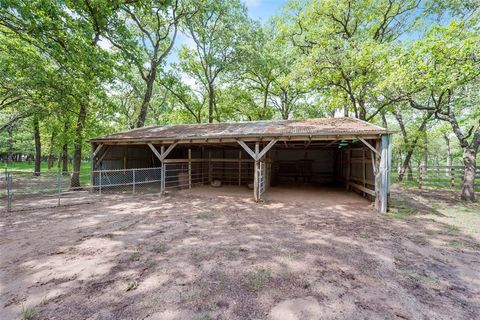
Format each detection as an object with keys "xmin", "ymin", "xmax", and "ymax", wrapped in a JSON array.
[{"xmin": 1, "ymin": 186, "xmax": 479, "ymax": 319}]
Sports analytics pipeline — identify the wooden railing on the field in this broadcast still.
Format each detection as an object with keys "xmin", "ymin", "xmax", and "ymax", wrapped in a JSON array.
[{"xmin": 396, "ymin": 165, "xmax": 480, "ymax": 190}]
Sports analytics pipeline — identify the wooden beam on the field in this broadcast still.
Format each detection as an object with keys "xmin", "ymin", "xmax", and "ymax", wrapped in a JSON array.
[
  {"xmin": 358, "ymin": 138, "xmax": 380, "ymax": 156},
  {"xmin": 349, "ymin": 182, "xmax": 376, "ymax": 196},
  {"xmin": 95, "ymin": 146, "xmax": 110, "ymax": 166},
  {"xmin": 304, "ymin": 136, "xmax": 312, "ymax": 149},
  {"xmin": 238, "ymin": 151, "xmax": 242, "ymax": 186},
  {"xmin": 322, "ymin": 139, "xmax": 339, "ymax": 149},
  {"xmin": 161, "ymin": 142, "xmax": 178, "ymax": 161},
  {"xmin": 93, "ymin": 143, "xmax": 104, "ymax": 157},
  {"xmin": 238, "ymin": 139, "xmax": 277, "ymax": 161},
  {"xmin": 148, "ymin": 143, "xmax": 162, "ymax": 161},
  {"xmin": 148, "ymin": 142, "xmax": 178, "ymax": 161},
  {"xmin": 237, "ymin": 140, "xmax": 257, "ymax": 160},
  {"xmin": 257, "ymin": 139, "xmax": 277, "ymax": 160}
]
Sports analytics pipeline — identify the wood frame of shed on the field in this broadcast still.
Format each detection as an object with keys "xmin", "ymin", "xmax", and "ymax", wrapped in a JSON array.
[{"xmin": 90, "ymin": 118, "xmax": 393, "ymax": 213}]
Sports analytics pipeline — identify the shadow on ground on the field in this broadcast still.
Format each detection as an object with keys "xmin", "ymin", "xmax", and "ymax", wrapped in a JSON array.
[{"xmin": 1, "ymin": 185, "xmax": 479, "ymax": 319}]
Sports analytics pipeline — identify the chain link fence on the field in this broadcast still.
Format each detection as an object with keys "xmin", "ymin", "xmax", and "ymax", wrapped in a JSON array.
[
  {"xmin": 0, "ymin": 170, "xmax": 95, "ymax": 212},
  {"xmin": 1, "ymin": 160, "xmax": 258, "ymax": 212},
  {"xmin": 92, "ymin": 167, "xmax": 162, "ymax": 194},
  {"xmin": 0, "ymin": 167, "xmax": 166, "ymax": 212}
]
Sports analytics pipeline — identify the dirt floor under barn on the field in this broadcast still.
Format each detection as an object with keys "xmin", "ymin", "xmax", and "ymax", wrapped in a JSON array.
[{"xmin": 1, "ymin": 186, "xmax": 480, "ymax": 319}]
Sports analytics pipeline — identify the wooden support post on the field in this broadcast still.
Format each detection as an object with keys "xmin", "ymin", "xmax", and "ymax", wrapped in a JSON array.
[
  {"xmin": 346, "ymin": 148, "xmax": 351, "ymax": 190},
  {"xmin": 374, "ymin": 135, "xmax": 391, "ymax": 213},
  {"xmin": 238, "ymin": 151, "xmax": 242, "ymax": 186},
  {"xmin": 208, "ymin": 151, "xmax": 212, "ymax": 183},
  {"xmin": 237, "ymin": 139, "xmax": 277, "ymax": 201},
  {"xmin": 188, "ymin": 148, "xmax": 192, "ymax": 189},
  {"xmin": 374, "ymin": 139, "xmax": 382, "ymax": 211},
  {"xmin": 90, "ymin": 144, "xmax": 94, "ymax": 188},
  {"xmin": 123, "ymin": 146, "xmax": 127, "ymax": 170},
  {"xmin": 362, "ymin": 147, "xmax": 366, "ymax": 197},
  {"xmin": 254, "ymin": 142, "xmax": 259, "ymax": 201},
  {"xmin": 161, "ymin": 145, "xmax": 165, "ymax": 194}
]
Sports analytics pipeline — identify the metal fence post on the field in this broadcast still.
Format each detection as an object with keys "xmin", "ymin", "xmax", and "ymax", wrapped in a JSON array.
[
  {"xmin": 161, "ymin": 163, "xmax": 165, "ymax": 195},
  {"xmin": 99, "ymin": 171, "xmax": 102, "ymax": 194},
  {"xmin": 132, "ymin": 169, "xmax": 136, "ymax": 194}
]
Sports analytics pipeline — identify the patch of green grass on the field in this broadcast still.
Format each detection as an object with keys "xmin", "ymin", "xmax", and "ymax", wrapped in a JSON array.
[
  {"xmin": 388, "ymin": 198, "xmax": 416, "ymax": 219},
  {"xmin": 271, "ymin": 243, "xmax": 281, "ymax": 254},
  {"xmin": 181, "ymin": 288, "xmax": 201, "ymax": 302},
  {"xmin": 197, "ymin": 212, "xmax": 213, "ymax": 219},
  {"xmin": 447, "ymin": 225, "xmax": 460, "ymax": 234},
  {"xmin": 412, "ymin": 235, "xmax": 429, "ymax": 246},
  {"xmin": 247, "ymin": 267, "xmax": 271, "ymax": 291},
  {"xmin": 404, "ymin": 270, "xmax": 437, "ymax": 285},
  {"xmin": 425, "ymin": 229, "xmax": 440, "ymax": 236},
  {"xmin": 3, "ymin": 161, "xmax": 91, "ymax": 185},
  {"xmin": 21, "ymin": 305, "xmax": 37, "ymax": 320},
  {"xmin": 431, "ymin": 206, "xmax": 480, "ymax": 239},
  {"xmin": 153, "ymin": 242, "xmax": 167, "ymax": 254},
  {"xmin": 448, "ymin": 240, "xmax": 464, "ymax": 248},
  {"xmin": 213, "ymin": 270, "xmax": 227, "ymax": 289},
  {"xmin": 284, "ymin": 251, "xmax": 296, "ymax": 261},
  {"xmin": 196, "ymin": 311, "xmax": 213, "ymax": 320},
  {"xmin": 146, "ymin": 258, "xmax": 157, "ymax": 269},
  {"xmin": 130, "ymin": 248, "xmax": 142, "ymax": 261}
]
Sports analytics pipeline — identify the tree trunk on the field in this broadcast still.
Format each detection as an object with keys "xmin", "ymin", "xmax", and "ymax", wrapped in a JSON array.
[
  {"xmin": 407, "ymin": 163, "xmax": 414, "ymax": 181},
  {"xmin": 70, "ymin": 103, "xmax": 87, "ymax": 188},
  {"xmin": 33, "ymin": 116, "xmax": 41, "ymax": 176},
  {"xmin": 208, "ymin": 83, "xmax": 214, "ymax": 123},
  {"xmin": 6, "ymin": 126, "xmax": 13, "ymax": 164},
  {"xmin": 136, "ymin": 67, "xmax": 156, "ymax": 128},
  {"xmin": 62, "ymin": 143, "xmax": 69, "ymax": 175},
  {"xmin": 461, "ymin": 148, "xmax": 477, "ymax": 201},
  {"xmin": 47, "ymin": 131, "xmax": 56, "ymax": 170},
  {"xmin": 397, "ymin": 152, "xmax": 414, "ymax": 182},
  {"xmin": 443, "ymin": 132, "xmax": 452, "ymax": 176}
]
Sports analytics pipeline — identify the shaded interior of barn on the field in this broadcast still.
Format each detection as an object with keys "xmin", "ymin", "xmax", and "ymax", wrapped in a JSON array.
[{"xmin": 93, "ymin": 139, "xmax": 376, "ymax": 200}]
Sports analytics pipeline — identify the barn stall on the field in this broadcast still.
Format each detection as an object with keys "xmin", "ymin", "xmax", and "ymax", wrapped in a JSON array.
[{"xmin": 89, "ymin": 117, "xmax": 392, "ymax": 212}]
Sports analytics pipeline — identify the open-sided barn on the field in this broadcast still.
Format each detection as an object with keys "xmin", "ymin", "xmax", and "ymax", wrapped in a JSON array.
[{"xmin": 89, "ymin": 117, "xmax": 392, "ymax": 212}]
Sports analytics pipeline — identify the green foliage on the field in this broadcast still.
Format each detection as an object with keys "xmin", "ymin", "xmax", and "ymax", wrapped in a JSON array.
[{"xmin": 0, "ymin": 0, "xmax": 478, "ymax": 195}]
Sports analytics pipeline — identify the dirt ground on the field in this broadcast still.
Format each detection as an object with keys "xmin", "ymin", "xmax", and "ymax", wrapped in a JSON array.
[{"xmin": 1, "ymin": 185, "xmax": 479, "ymax": 319}]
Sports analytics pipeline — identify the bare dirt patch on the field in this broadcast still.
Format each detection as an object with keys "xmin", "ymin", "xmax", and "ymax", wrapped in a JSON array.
[{"xmin": 1, "ymin": 186, "xmax": 479, "ymax": 319}]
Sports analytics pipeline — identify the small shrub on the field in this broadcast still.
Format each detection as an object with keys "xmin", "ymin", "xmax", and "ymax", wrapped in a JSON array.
[
  {"xmin": 130, "ymin": 248, "xmax": 141, "ymax": 261},
  {"xmin": 146, "ymin": 258, "xmax": 157, "ymax": 269},
  {"xmin": 247, "ymin": 268, "xmax": 271, "ymax": 291},
  {"xmin": 301, "ymin": 276, "xmax": 312, "ymax": 289},
  {"xmin": 21, "ymin": 305, "xmax": 37, "ymax": 320},
  {"xmin": 126, "ymin": 280, "xmax": 138, "ymax": 291},
  {"xmin": 154, "ymin": 242, "xmax": 167, "ymax": 254}
]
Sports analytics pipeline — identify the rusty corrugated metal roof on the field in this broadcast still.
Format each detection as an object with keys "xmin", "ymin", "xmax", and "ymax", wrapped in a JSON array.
[{"xmin": 90, "ymin": 117, "xmax": 390, "ymax": 142}]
